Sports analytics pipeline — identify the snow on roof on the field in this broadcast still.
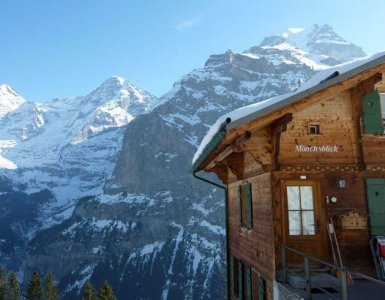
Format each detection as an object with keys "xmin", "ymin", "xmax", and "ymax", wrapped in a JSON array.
[{"xmin": 192, "ymin": 51, "xmax": 385, "ymax": 166}]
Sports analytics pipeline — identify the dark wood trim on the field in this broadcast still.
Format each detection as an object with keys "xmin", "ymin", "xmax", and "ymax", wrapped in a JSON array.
[
  {"xmin": 271, "ymin": 113, "xmax": 293, "ymax": 171},
  {"xmin": 227, "ymin": 152, "xmax": 245, "ymax": 180},
  {"xmin": 205, "ymin": 131, "xmax": 251, "ymax": 172}
]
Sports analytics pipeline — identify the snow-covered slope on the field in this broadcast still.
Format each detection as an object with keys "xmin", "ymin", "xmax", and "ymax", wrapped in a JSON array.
[{"xmin": 0, "ymin": 77, "xmax": 156, "ymax": 212}]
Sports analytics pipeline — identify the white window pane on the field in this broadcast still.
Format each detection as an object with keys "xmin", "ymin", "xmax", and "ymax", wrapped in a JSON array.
[
  {"xmin": 289, "ymin": 211, "xmax": 301, "ymax": 235},
  {"xmin": 287, "ymin": 186, "xmax": 300, "ymax": 210},
  {"xmin": 300, "ymin": 186, "xmax": 314, "ymax": 210},
  {"xmin": 302, "ymin": 211, "xmax": 315, "ymax": 235}
]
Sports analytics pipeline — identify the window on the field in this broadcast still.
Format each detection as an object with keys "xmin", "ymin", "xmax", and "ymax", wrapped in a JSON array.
[
  {"xmin": 308, "ymin": 123, "xmax": 321, "ymax": 135},
  {"xmin": 231, "ymin": 257, "xmax": 255, "ymax": 300},
  {"xmin": 237, "ymin": 183, "xmax": 253, "ymax": 229},
  {"xmin": 286, "ymin": 185, "xmax": 316, "ymax": 236}
]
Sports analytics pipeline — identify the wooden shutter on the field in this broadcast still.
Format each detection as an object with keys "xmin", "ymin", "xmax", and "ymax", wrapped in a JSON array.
[
  {"xmin": 246, "ymin": 267, "xmax": 252, "ymax": 300},
  {"xmin": 246, "ymin": 183, "xmax": 253, "ymax": 229},
  {"xmin": 238, "ymin": 261, "xmax": 244, "ymax": 300},
  {"xmin": 258, "ymin": 276, "xmax": 265, "ymax": 300},
  {"xmin": 238, "ymin": 185, "xmax": 242, "ymax": 225},
  {"xmin": 366, "ymin": 178, "xmax": 385, "ymax": 235},
  {"xmin": 362, "ymin": 90, "xmax": 383, "ymax": 135}
]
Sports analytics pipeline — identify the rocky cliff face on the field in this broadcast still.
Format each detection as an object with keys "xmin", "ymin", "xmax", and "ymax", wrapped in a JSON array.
[{"xmin": 0, "ymin": 24, "xmax": 366, "ymax": 299}]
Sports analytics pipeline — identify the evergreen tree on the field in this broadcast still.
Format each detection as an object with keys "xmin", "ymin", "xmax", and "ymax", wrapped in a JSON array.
[
  {"xmin": 8, "ymin": 272, "xmax": 20, "ymax": 300},
  {"xmin": 26, "ymin": 272, "xmax": 43, "ymax": 300},
  {"xmin": 98, "ymin": 281, "xmax": 116, "ymax": 300},
  {"xmin": 81, "ymin": 282, "xmax": 97, "ymax": 300},
  {"xmin": 0, "ymin": 267, "xmax": 6, "ymax": 300},
  {"xmin": 43, "ymin": 273, "xmax": 58, "ymax": 300}
]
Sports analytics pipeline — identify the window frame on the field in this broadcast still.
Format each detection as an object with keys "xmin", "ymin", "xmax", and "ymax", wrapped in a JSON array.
[
  {"xmin": 308, "ymin": 122, "xmax": 321, "ymax": 135},
  {"xmin": 286, "ymin": 185, "xmax": 316, "ymax": 236}
]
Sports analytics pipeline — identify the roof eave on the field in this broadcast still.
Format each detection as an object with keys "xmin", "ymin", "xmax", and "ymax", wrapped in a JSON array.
[
  {"xmin": 227, "ymin": 55, "xmax": 385, "ymax": 131},
  {"xmin": 192, "ymin": 53, "xmax": 385, "ymax": 173}
]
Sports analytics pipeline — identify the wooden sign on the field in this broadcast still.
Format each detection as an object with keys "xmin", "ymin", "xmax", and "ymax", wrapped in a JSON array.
[{"xmin": 339, "ymin": 211, "xmax": 367, "ymax": 230}]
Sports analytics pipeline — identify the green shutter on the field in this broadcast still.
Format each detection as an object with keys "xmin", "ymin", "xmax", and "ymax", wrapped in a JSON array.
[
  {"xmin": 366, "ymin": 178, "xmax": 385, "ymax": 235},
  {"xmin": 246, "ymin": 267, "xmax": 252, "ymax": 300},
  {"xmin": 362, "ymin": 90, "xmax": 383, "ymax": 135},
  {"xmin": 246, "ymin": 183, "xmax": 253, "ymax": 229},
  {"xmin": 258, "ymin": 276, "xmax": 265, "ymax": 300},
  {"xmin": 231, "ymin": 256, "xmax": 235, "ymax": 295},
  {"xmin": 238, "ymin": 261, "xmax": 244, "ymax": 300},
  {"xmin": 238, "ymin": 186, "xmax": 242, "ymax": 226}
]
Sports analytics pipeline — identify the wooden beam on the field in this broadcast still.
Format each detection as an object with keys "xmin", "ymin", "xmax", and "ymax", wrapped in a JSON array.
[
  {"xmin": 205, "ymin": 131, "xmax": 251, "ymax": 171},
  {"xmin": 271, "ymin": 113, "xmax": 293, "ymax": 171},
  {"xmin": 374, "ymin": 72, "xmax": 385, "ymax": 93},
  {"xmin": 207, "ymin": 164, "xmax": 228, "ymax": 182},
  {"xmin": 227, "ymin": 152, "xmax": 244, "ymax": 180}
]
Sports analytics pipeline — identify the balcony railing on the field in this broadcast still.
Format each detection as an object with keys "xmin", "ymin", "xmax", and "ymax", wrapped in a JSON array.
[{"xmin": 280, "ymin": 244, "xmax": 385, "ymax": 300}]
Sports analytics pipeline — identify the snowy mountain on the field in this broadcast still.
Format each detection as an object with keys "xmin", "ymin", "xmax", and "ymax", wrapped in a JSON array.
[
  {"xmin": 283, "ymin": 24, "xmax": 366, "ymax": 65},
  {"xmin": 0, "ymin": 24, "xmax": 367, "ymax": 299},
  {"xmin": 0, "ymin": 77, "xmax": 155, "ymax": 200},
  {"xmin": 0, "ymin": 84, "xmax": 26, "ymax": 118}
]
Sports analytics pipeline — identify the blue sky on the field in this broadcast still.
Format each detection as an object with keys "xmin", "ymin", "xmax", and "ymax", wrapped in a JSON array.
[{"xmin": 1, "ymin": 0, "xmax": 385, "ymax": 102}]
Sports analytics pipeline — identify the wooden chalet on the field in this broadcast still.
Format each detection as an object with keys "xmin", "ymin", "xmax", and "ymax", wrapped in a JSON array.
[{"xmin": 192, "ymin": 52, "xmax": 385, "ymax": 299}]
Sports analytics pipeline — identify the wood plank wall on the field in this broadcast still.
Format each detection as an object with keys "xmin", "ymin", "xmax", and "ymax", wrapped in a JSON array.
[
  {"xmin": 228, "ymin": 173, "xmax": 275, "ymax": 300},
  {"xmin": 279, "ymin": 91, "xmax": 358, "ymax": 166}
]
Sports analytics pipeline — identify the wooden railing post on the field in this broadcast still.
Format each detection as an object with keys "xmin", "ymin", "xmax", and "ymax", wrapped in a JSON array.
[
  {"xmin": 304, "ymin": 255, "xmax": 312, "ymax": 300},
  {"xmin": 281, "ymin": 244, "xmax": 287, "ymax": 282},
  {"xmin": 341, "ymin": 269, "xmax": 349, "ymax": 300}
]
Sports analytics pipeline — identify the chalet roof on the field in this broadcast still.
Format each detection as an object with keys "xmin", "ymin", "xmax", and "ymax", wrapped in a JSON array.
[{"xmin": 192, "ymin": 51, "xmax": 385, "ymax": 172}]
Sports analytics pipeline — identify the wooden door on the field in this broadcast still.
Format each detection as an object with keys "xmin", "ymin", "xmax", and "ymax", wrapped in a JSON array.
[{"xmin": 282, "ymin": 180, "xmax": 327, "ymax": 266}]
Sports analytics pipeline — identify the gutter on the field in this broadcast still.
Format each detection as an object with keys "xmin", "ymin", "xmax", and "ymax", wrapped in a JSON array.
[
  {"xmin": 192, "ymin": 171, "xmax": 230, "ymax": 300},
  {"xmin": 190, "ymin": 117, "xmax": 232, "ymax": 298}
]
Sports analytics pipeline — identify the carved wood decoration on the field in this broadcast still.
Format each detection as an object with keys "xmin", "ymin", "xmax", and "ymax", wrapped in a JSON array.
[
  {"xmin": 375, "ymin": 72, "xmax": 385, "ymax": 93},
  {"xmin": 208, "ymin": 164, "xmax": 228, "ymax": 182},
  {"xmin": 205, "ymin": 131, "xmax": 251, "ymax": 171},
  {"xmin": 271, "ymin": 113, "xmax": 293, "ymax": 171},
  {"xmin": 227, "ymin": 151, "xmax": 245, "ymax": 180}
]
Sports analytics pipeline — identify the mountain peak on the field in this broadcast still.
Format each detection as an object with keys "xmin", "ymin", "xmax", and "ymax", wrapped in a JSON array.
[
  {"xmin": 99, "ymin": 76, "xmax": 127, "ymax": 89},
  {"xmin": 281, "ymin": 24, "xmax": 366, "ymax": 62},
  {"xmin": 259, "ymin": 35, "xmax": 287, "ymax": 47},
  {"xmin": 1, "ymin": 84, "xmax": 17, "ymax": 96},
  {"xmin": 0, "ymin": 84, "xmax": 26, "ymax": 118}
]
